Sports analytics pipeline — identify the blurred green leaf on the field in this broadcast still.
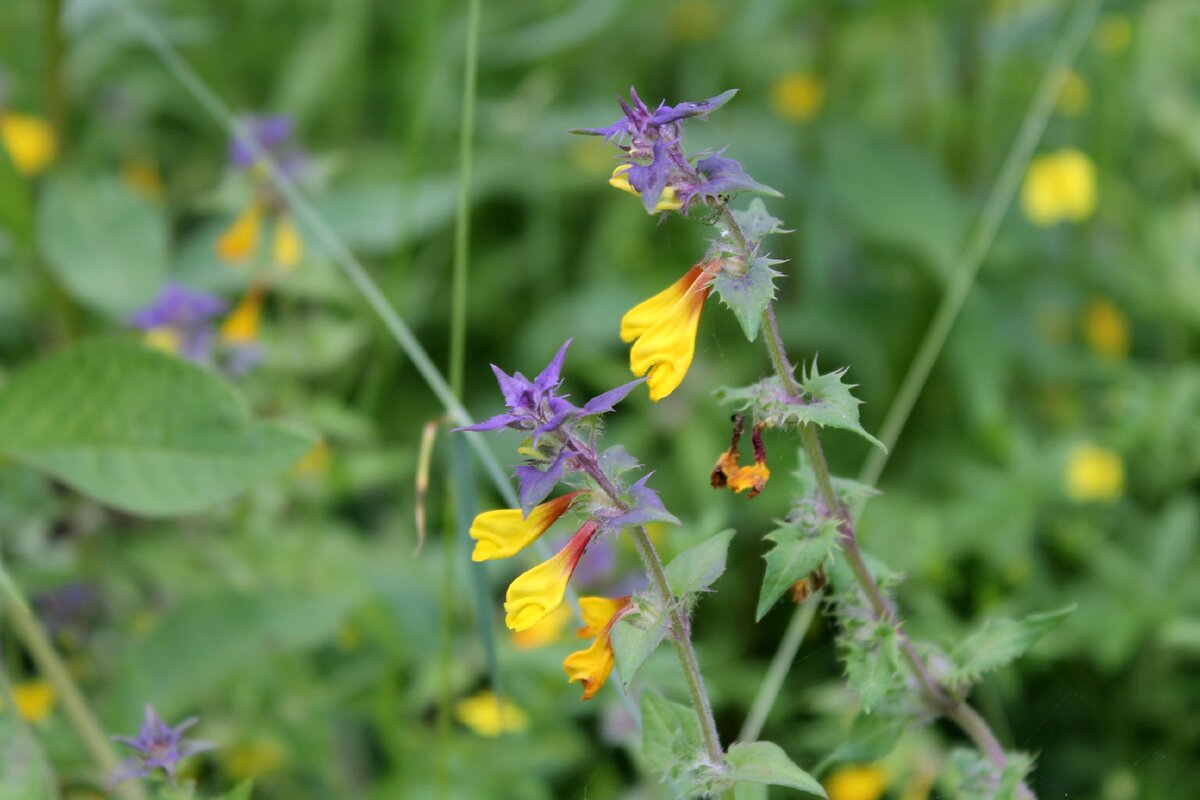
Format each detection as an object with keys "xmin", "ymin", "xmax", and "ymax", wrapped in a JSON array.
[
  {"xmin": 843, "ymin": 622, "xmax": 902, "ymax": 713},
  {"xmin": 816, "ymin": 712, "xmax": 907, "ymax": 773},
  {"xmin": 0, "ymin": 700, "xmax": 55, "ymax": 800},
  {"xmin": 756, "ymin": 520, "xmax": 837, "ymax": 621},
  {"xmin": 949, "ymin": 605, "xmax": 1075, "ymax": 686},
  {"xmin": 113, "ymin": 588, "xmax": 359, "ymax": 718},
  {"xmin": 0, "ymin": 340, "xmax": 315, "ymax": 516},
  {"xmin": 665, "ymin": 529, "xmax": 735, "ymax": 598},
  {"xmin": 0, "ymin": 146, "xmax": 33, "ymax": 246},
  {"xmin": 216, "ymin": 780, "xmax": 255, "ymax": 800},
  {"xmin": 36, "ymin": 172, "xmax": 167, "ymax": 317},
  {"xmin": 823, "ymin": 125, "xmax": 966, "ymax": 281},
  {"xmin": 725, "ymin": 741, "xmax": 826, "ymax": 797}
]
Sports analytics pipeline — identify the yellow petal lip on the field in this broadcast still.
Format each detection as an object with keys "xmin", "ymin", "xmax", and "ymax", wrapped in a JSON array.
[
  {"xmin": 468, "ymin": 492, "xmax": 582, "ymax": 562},
  {"xmin": 503, "ymin": 521, "xmax": 597, "ymax": 632},
  {"xmin": 563, "ymin": 595, "xmax": 630, "ymax": 700},
  {"xmin": 217, "ymin": 202, "xmax": 263, "ymax": 263},
  {"xmin": 624, "ymin": 265, "xmax": 712, "ymax": 401},
  {"xmin": 608, "ymin": 164, "xmax": 683, "ymax": 213}
]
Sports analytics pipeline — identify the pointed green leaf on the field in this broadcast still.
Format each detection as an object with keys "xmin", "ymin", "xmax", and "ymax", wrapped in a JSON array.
[
  {"xmin": 665, "ymin": 529, "xmax": 736, "ymax": 598},
  {"xmin": 731, "ymin": 199, "xmax": 788, "ymax": 242},
  {"xmin": 712, "ymin": 257, "xmax": 781, "ymax": 342},
  {"xmin": 641, "ymin": 690, "xmax": 702, "ymax": 775},
  {"xmin": 0, "ymin": 340, "xmax": 315, "ymax": 516},
  {"xmin": 716, "ymin": 365, "xmax": 884, "ymax": 450},
  {"xmin": 949, "ymin": 606, "xmax": 1075, "ymax": 686},
  {"xmin": 37, "ymin": 172, "xmax": 167, "ymax": 317},
  {"xmin": 217, "ymin": 781, "xmax": 255, "ymax": 800},
  {"xmin": 610, "ymin": 609, "xmax": 670, "ymax": 691},
  {"xmin": 726, "ymin": 741, "xmax": 826, "ymax": 797},
  {"xmin": 844, "ymin": 623, "xmax": 902, "ymax": 713},
  {"xmin": 756, "ymin": 521, "xmax": 838, "ymax": 621}
]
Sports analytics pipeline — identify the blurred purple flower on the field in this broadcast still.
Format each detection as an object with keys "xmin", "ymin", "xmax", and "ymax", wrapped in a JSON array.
[
  {"xmin": 229, "ymin": 113, "xmax": 307, "ymax": 179},
  {"xmin": 127, "ymin": 282, "xmax": 226, "ymax": 363},
  {"xmin": 110, "ymin": 705, "xmax": 215, "ymax": 786}
]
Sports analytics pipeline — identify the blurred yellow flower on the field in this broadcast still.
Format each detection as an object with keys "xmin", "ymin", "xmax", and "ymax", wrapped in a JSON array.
[
  {"xmin": 0, "ymin": 113, "xmax": 57, "ymax": 176},
  {"xmin": 11, "ymin": 679, "xmax": 55, "ymax": 724},
  {"xmin": 1082, "ymin": 298, "xmax": 1130, "ymax": 361},
  {"xmin": 1065, "ymin": 443, "xmax": 1124, "ymax": 503},
  {"xmin": 1020, "ymin": 149, "xmax": 1097, "ymax": 227},
  {"xmin": 771, "ymin": 72, "xmax": 825, "ymax": 123},
  {"xmin": 219, "ymin": 286, "xmax": 266, "ymax": 345},
  {"xmin": 512, "ymin": 602, "xmax": 572, "ymax": 650},
  {"xmin": 224, "ymin": 738, "xmax": 287, "ymax": 780},
  {"xmin": 336, "ymin": 622, "xmax": 362, "ymax": 652},
  {"xmin": 825, "ymin": 764, "xmax": 888, "ymax": 800},
  {"xmin": 1056, "ymin": 70, "xmax": 1089, "ymax": 117},
  {"xmin": 272, "ymin": 214, "xmax": 303, "ymax": 271},
  {"xmin": 454, "ymin": 690, "xmax": 529, "ymax": 737},
  {"xmin": 668, "ymin": 0, "xmax": 720, "ymax": 43},
  {"xmin": 292, "ymin": 439, "xmax": 331, "ymax": 475},
  {"xmin": 1093, "ymin": 14, "xmax": 1132, "ymax": 54},
  {"xmin": 121, "ymin": 157, "xmax": 164, "ymax": 201},
  {"xmin": 217, "ymin": 202, "xmax": 263, "ymax": 264}
]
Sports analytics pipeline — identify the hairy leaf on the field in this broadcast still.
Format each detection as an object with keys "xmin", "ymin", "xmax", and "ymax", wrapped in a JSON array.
[
  {"xmin": 641, "ymin": 690, "xmax": 704, "ymax": 790},
  {"xmin": 610, "ymin": 607, "xmax": 670, "ymax": 691},
  {"xmin": 756, "ymin": 520, "xmax": 838, "ymax": 621},
  {"xmin": 665, "ymin": 529, "xmax": 736, "ymax": 598},
  {"xmin": 949, "ymin": 606, "xmax": 1075, "ymax": 686},
  {"xmin": 712, "ymin": 256, "xmax": 782, "ymax": 342},
  {"xmin": 716, "ymin": 364, "xmax": 884, "ymax": 450},
  {"xmin": 844, "ymin": 623, "xmax": 903, "ymax": 713},
  {"xmin": 0, "ymin": 340, "xmax": 315, "ymax": 516},
  {"xmin": 726, "ymin": 741, "xmax": 826, "ymax": 797}
]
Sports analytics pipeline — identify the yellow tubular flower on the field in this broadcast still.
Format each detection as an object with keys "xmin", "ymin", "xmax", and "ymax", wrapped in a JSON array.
[
  {"xmin": 469, "ymin": 492, "xmax": 581, "ymax": 561},
  {"xmin": 454, "ymin": 690, "xmax": 529, "ymax": 737},
  {"xmin": 12, "ymin": 679, "xmax": 56, "ymax": 724},
  {"xmin": 272, "ymin": 213, "xmax": 303, "ymax": 271},
  {"xmin": 504, "ymin": 521, "xmax": 597, "ymax": 632},
  {"xmin": 609, "ymin": 164, "xmax": 683, "ymax": 213},
  {"xmin": 217, "ymin": 201, "xmax": 263, "ymax": 263},
  {"xmin": 622, "ymin": 265, "xmax": 712, "ymax": 401},
  {"xmin": 564, "ymin": 595, "xmax": 630, "ymax": 700},
  {"xmin": 220, "ymin": 286, "xmax": 266, "ymax": 345},
  {"xmin": 0, "ymin": 113, "xmax": 57, "ymax": 176}
]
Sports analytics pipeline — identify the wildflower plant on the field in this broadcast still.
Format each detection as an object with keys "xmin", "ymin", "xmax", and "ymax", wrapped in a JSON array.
[{"xmin": 458, "ymin": 87, "xmax": 1073, "ymax": 798}]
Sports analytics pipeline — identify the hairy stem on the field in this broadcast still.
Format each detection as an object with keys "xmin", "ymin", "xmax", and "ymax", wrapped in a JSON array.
[
  {"xmin": 571, "ymin": 442, "xmax": 724, "ymax": 766},
  {"xmin": 722, "ymin": 204, "xmax": 1025, "ymax": 785}
]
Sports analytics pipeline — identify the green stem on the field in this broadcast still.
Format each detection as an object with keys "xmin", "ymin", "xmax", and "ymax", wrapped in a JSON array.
[
  {"xmin": 858, "ymin": 0, "xmax": 1105, "ymax": 488},
  {"xmin": 737, "ymin": 592, "xmax": 820, "ymax": 742},
  {"xmin": 438, "ymin": 0, "xmax": 482, "ymax": 794},
  {"xmin": 0, "ymin": 565, "xmax": 147, "ymax": 800},
  {"xmin": 572, "ymin": 445, "xmax": 724, "ymax": 767}
]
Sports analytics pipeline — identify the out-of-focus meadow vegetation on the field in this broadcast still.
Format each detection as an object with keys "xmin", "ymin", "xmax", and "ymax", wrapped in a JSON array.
[{"xmin": 1, "ymin": 0, "xmax": 1198, "ymax": 797}]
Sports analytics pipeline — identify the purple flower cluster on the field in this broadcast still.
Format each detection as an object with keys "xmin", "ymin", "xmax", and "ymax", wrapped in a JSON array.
[
  {"xmin": 458, "ymin": 341, "xmax": 674, "ymax": 530},
  {"xmin": 571, "ymin": 87, "xmax": 776, "ymax": 213},
  {"xmin": 229, "ymin": 114, "xmax": 307, "ymax": 179},
  {"xmin": 110, "ymin": 705, "xmax": 215, "ymax": 786},
  {"xmin": 126, "ymin": 282, "xmax": 227, "ymax": 362}
]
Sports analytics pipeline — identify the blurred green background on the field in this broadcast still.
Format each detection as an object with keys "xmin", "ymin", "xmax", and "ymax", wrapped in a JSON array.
[{"xmin": 1, "ymin": 0, "xmax": 1198, "ymax": 798}]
